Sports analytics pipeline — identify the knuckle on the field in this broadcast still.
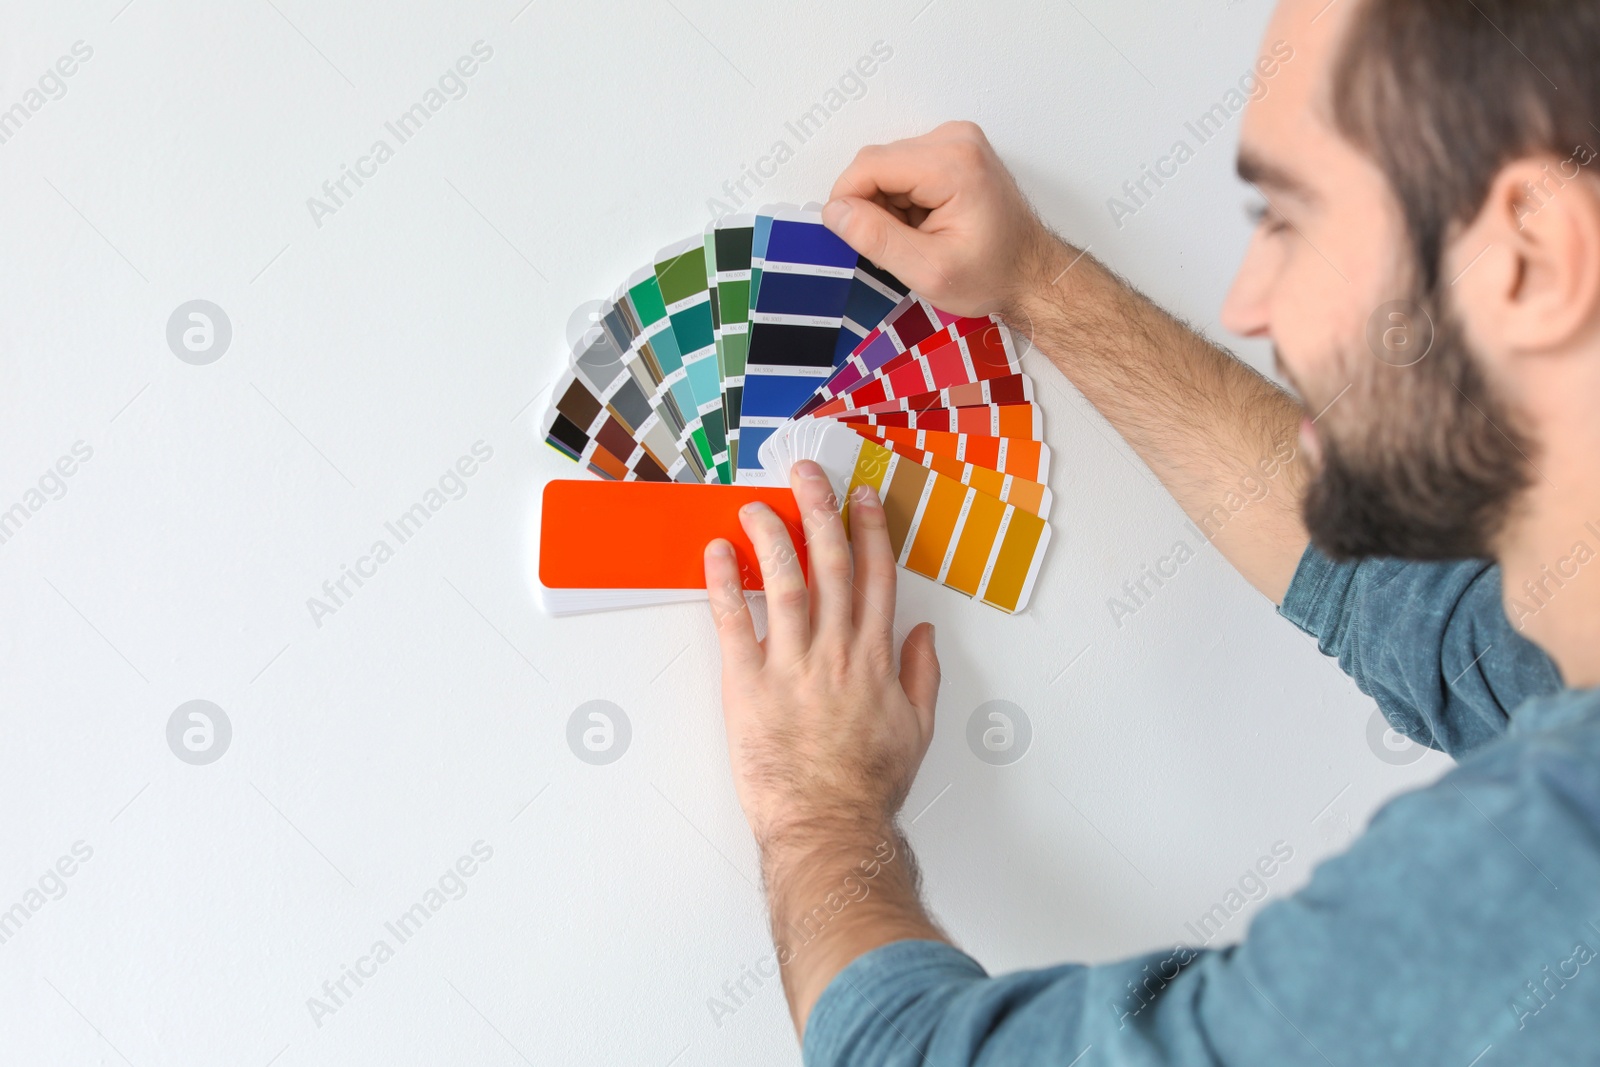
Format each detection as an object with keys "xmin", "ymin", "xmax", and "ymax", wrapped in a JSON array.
[
  {"xmin": 923, "ymin": 268, "xmax": 957, "ymax": 304},
  {"xmin": 771, "ymin": 582, "xmax": 808, "ymax": 612},
  {"xmin": 863, "ymin": 642, "xmax": 896, "ymax": 678},
  {"xmin": 949, "ymin": 138, "xmax": 986, "ymax": 171},
  {"xmin": 760, "ymin": 532, "xmax": 797, "ymax": 568},
  {"xmin": 820, "ymin": 651, "xmax": 856, "ymax": 689},
  {"xmin": 803, "ymin": 501, "xmax": 841, "ymax": 535},
  {"xmin": 870, "ymin": 219, "xmax": 894, "ymax": 262},
  {"xmin": 829, "ymin": 664, "xmax": 857, "ymax": 694},
  {"xmin": 713, "ymin": 600, "xmax": 748, "ymax": 632},
  {"xmin": 820, "ymin": 550, "xmax": 852, "ymax": 582},
  {"xmin": 851, "ymin": 498, "xmax": 887, "ymax": 530}
]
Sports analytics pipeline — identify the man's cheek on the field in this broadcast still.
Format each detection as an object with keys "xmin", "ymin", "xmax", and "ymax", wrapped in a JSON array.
[{"xmin": 1279, "ymin": 314, "xmax": 1367, "ymax": 417}]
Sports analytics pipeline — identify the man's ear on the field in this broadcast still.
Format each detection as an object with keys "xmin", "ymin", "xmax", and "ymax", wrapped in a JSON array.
[{"xmin": 1453, "ymin": 153, "xmax": 1600, "ymax": 357}]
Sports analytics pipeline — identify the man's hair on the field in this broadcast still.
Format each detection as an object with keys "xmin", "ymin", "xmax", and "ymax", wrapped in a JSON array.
[{"xmin": 1332, "ymin": 0, "xmax": 1600, "ymax": 290}]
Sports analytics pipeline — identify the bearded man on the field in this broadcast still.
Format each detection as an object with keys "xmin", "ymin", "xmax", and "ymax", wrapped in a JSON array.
[{"xmin": 701, "ymin": 2, "xmax": 1600, "ymax": 1062}]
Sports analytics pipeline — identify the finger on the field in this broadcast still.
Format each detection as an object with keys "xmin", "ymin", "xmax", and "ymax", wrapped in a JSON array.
[
  {"xmin": 740, "ymin": 501, "xmax": 810, "ymax": 658},
  {"xmin": 790, "ymin": 459, "xmax": 852, "ymax": 642},
  {"xmin": 847, "ymin": 481, "xmax": 897, "ymax": 649},
  {"xmin": 821, "ymin": 195, "xmax": 943, "ymax": 291},
  {"xmin": 704, "ymin": 539, "xmax": 762, "ymax": 674},
  {"xmin": 826, "ymin": 137, "xmax": 963, "ymax": 214},
  {"xmin": 899, "ymin": 622, "xmax": 941, "ymax": 734}
]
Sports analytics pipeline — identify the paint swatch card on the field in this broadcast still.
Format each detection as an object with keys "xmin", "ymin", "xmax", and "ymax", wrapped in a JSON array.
[
  {"xmin": 836, "ymin": 258, "xmax": 912, "ymax": 365},
  {"xmin": 707, "ymin": 215, "xmax": 754, "ymax": 473},
  {"xmin": 736, "ymin": 206, "xmax": 862, "ymax": 483},
  {"xmin": 624, "ymin": 265, "xmax": 715, "ymax": 481},
  {"xmin": 655, "ymin": 238, "xmax": 733, "ymax": 484},
  {"xmin": 539, "ymin": 480, "xmax": 807, "ymax": 614}
]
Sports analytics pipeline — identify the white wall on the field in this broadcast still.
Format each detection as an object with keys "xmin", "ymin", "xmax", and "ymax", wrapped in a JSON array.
[{"xmin": 0, "ymin": 1, "xmax": 1449, "ymax": 1063}]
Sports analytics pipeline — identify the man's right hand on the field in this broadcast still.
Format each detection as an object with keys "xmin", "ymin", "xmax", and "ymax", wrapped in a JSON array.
[{"xmin": 822, "ymin": 121, "xmax": 1062, "ymax": 321}]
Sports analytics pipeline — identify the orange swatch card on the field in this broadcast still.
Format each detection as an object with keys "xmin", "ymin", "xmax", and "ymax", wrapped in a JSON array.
[{"xmin": 539, "ymin": 480, "xmax": 807, "ymax": 593}]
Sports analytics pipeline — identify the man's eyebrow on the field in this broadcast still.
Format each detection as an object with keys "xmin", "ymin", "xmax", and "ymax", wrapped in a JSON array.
[{"xmin": 1237, "ymin": 150, "xmax": 1312, "ymax": 197}]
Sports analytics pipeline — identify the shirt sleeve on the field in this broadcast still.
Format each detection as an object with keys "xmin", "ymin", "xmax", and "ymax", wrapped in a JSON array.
[
  {"xmin": 804, "ymin": 719, "xmax": 1600, "ymax": 1066},
  {"xmin": 1276, "ymin": 544, "xmax": 1560, "ymax": 758}
]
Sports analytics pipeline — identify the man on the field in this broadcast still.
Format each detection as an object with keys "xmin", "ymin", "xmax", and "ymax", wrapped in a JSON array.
[{"xmin": 701, "ymin": 0, "xmax": 1600, "ymax": 1061}]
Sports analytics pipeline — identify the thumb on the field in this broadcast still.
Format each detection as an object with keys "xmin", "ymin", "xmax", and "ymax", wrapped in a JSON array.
[
  {"xmin": 823, "ymin": 197, "xmax": 936, "ymax": 286},
  {"xmin": 899, "ymin": 621, "xmax": 941, "ymax": 725}
]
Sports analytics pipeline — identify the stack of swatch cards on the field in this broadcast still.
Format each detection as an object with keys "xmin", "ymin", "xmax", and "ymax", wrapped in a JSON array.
[{"xmin": 539, "ymin": 204, "xmax": 1052, "ymax": 615}]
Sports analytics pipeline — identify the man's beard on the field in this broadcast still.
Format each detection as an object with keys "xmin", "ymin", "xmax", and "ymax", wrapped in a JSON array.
[{"xmin": 1300, "ymin": 291, "xmax": 1535, "ymax": 561}]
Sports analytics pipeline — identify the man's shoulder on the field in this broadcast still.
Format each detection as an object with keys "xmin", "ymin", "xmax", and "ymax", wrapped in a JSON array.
[
  {"xmin": 1396, "ymin": 686, "xmax": 1600, "ymax": 820},
  {"xmin": 1280, "ymin": 548, "xmax": 1564, "ymax": 757}
]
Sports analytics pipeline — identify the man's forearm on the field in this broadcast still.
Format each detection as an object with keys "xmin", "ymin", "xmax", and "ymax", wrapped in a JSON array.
[
  {"xmin": 1010, "ymin": 234, "xmax": 1311, "ymax": 602},
  {"xmin": 763, "ymin": 822, "xmax": 945, "ymax": 1038}
]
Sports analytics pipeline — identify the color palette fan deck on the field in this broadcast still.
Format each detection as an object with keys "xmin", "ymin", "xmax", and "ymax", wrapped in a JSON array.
[{"xmin": 539, "ymin": 204, "xmax": 1051, "ymax": 614}]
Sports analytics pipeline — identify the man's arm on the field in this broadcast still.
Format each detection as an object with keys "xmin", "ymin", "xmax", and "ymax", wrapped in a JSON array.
[
  {"xmin": 801, "ymin": 716, "xmax": 1600, "ymax": 1065},
  {"xmin": 702, "ymin": 461, "xmax": 946, "ymax": 1034},
  {"xmin": 1014, "ymin": 244, "xmax": 1310, "ymax": 601},
  {"xmin": 822, "ymin": 121, "xmax": 1311, "ymax": 602}
]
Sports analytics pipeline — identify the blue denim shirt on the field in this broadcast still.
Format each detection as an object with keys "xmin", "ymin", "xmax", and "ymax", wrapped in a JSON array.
[{"xmin": 803, "ymin": 547, "xmax": 1600, "ymax": 1066}]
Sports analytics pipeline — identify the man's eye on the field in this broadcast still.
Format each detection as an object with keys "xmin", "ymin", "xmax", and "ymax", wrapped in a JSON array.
[{"xmin": 1245, "ymin": 200, "xmax": 1289, "ymax": 234}]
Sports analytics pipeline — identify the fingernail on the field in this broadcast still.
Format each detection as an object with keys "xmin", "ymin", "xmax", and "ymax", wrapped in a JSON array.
[
  {"xmin": 851, "ymin": 483, "xmax": 880, "ymax": 507},
  {"xmin": 823, "ymin": 199, "xmax": 852, "ymax": 233},
  {"xmin": 707, "ymin": 539, "xmax": 734, "ymax": 560},
  {"xmin": 794, "ymin": 460, "xmax": 826, "ymax": 481},
  {"xmin": 741, "ymin": 502, "xmax": 768, "ymax": 518}
]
